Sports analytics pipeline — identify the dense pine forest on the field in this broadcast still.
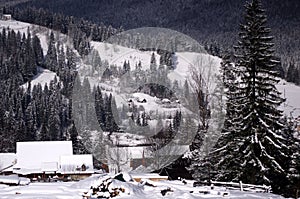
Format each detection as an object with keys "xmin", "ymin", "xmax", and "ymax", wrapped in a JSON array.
[
  {"xmin": 13, "ymin": 0, "xmax": 300, "ymax": 85},
  {"xmin": 0, "ymin": 0, "xmax": 299, "ymax": 198}
]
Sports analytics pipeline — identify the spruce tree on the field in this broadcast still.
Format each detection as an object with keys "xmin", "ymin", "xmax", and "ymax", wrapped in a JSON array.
[{"xmin": 193, "ymin": 0, "xmax": 291, "ymax": 194}]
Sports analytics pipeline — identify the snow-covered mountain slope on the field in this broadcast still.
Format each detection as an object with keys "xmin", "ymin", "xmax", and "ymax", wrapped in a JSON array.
[
  {"xmin": 0, "ymin": 19, "xmax": 77, "ymax": 91},
  {"xmin": 91, "ymin": 41, "xmax": 222, "ymax": 84},
  {"xmin": 91, "ymin": 41, "xmax": 161, "ymax": 70},
  {"xmin": 21, "ymin": 67, "xmax": 59, "ymax": 90},
  {"xmin": 2, "ymin": 19, "xmax": 300, "ymax": 119},
  {"xmin": 0, "ymin": 19, "xmax": 72, "ymax": 55},
  {"xmin": 0, "ymin": 19, "xmax": 48, "ymax": 54},
  {"xmin": 0, "ymin": 19, "xmax": 30, "ymax": 33}
]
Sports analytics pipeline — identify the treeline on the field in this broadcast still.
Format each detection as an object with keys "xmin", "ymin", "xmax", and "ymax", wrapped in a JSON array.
[
  {"xmin": 4, "ymin": 6, "xmax": 122, "ymax": 56},
  {"xmin": 13, "ymin": 0, "xmax": 300, "ymax": 84}
]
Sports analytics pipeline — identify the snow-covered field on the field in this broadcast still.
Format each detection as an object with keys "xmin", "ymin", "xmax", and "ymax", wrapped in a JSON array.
[
  {"xmin": 21, "ymin": 67, "xmax": 59, "ymax": 90},
  {"xmin": 0, "ymin": 173, "xmax": 287, "ymax": 199}
]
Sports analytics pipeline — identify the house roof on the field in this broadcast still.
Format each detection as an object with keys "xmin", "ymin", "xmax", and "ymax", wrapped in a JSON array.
[
  {"xmin": 14, "ymin": 141, "xmax": 73, "ymax": 171},
  {"xmin": 0, "ymin": 153, "xmax": 16, "ymax": 172}
]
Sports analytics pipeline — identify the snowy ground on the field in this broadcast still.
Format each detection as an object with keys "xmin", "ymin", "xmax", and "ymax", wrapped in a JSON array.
[
  {"xmin": 277, "ymin": 80, "xmax": 300, "ymax": 117},
  {"xmin": 21, "ymin": 67, "xmax": 59, "ymax": 90},
  {"xmin": 0, "ymin": 174, "xmax": 288, "ymax": 199}
]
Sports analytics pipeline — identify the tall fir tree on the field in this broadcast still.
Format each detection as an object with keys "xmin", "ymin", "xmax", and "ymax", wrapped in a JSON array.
[
  {"xmin": 191, "ymin": 0, "xmax": 292, "ymax": 195},
  {"xmin": 45, "ymin": 31, "xmax": 58, "ymax": 72}
]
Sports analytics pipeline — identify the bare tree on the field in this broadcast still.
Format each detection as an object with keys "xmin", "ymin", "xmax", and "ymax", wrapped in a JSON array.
[
  {"xmin": 106, "ymin": 135, "xmax": 131, "ymax": 173},
  {"xmin": 146, "ymin": 137, "xmax": 189, "ymax": 172},
  {"xmin": 188, "ymin": 55, "xmax": 224, "ymax": 158}
]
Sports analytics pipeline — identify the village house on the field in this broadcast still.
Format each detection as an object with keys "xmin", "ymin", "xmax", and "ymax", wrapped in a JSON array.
[
  {"xmin": 1, "ymin": 14, "xmax": 12, "ymax": 21},
  {"xmin": 5, "ymin": 141, "xmax": 94, "ymax": 181}
]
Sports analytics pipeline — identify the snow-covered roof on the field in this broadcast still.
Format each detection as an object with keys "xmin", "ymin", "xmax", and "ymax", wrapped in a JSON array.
[
  {"xmin": 14, "ymin": 141, "xmax": 73, "ymax": 172},
  {"xmin": 162, "ymin": 98, "xmax": 171, "ymax": 103},
  {"xmin": 0, "ymin": 153, "xmax": 16, "ymax": 172},
  {"xmin": 41, "ymin": 162, "xmax": 58, "ymax": 172},
  {"xmin": 60, "ymin": 155, "xmax": 94, "ymax": 174}
]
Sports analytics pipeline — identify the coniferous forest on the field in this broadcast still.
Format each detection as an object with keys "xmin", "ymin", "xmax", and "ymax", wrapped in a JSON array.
[{"xmin": 0, "ymin": 0, "xmax": 299, "ymax": 198}]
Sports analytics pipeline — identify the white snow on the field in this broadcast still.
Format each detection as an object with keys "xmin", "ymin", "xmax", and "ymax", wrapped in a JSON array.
[
  {"xmin": 21, "ymin": 67, "xmax": 59, "ymax": 91},
  {"xmin": 169, "ymin": 52, "xmax": 222, "ymax": 85},
  {"xmin": 277, "ymin": 80, "xmax": 300, "ymax": 117},
  {"xmin": 0, "ymin": 175, "xmax": 30, "ymax": 186},
  {"xmin": 0, "ymin": 153, "xmax": 16, "ymax": 172},
  {"xmin": 0, "ymin": 19, "xmax": 31, "ymax": 34},
  {"xmin": 0, "ymin": 174, "xmax": 287, "ymax": 199},
  {"xmin": 91, "ymin": 41, "xmax": 160, "ymax": 70},
  {"xmin": 60, "ymin": 155, "xmax": 94, "ymax": 174},
  {"xmin": 14, "ymin": 141, "xmax": 73, "ymax": 174}
]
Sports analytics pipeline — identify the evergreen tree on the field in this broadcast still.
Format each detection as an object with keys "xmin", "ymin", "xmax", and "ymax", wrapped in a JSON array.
[
  {"xmin": 285, "ymin": 117, "xmax": 300, "ymax": 198},
  {"xmin": 150, "ymin": 53, "xmax": 157, "ymax": 72},
  {"xmin": 192, "ymin": 0, "xmax": 291, "ymax": 195},
  {"xmin": 45, "ymin": 31, "xmax": 58, "ymax": 72}
]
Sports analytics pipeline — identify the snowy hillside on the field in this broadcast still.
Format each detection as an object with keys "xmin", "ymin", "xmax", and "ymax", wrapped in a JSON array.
[
  {"xmin": 21, "ymin": 67, "xmax": 59, "ymax": 90},
  {"xmin": 0, "ymin": 17, "xmax": 298, "ymax": 199},
  {"xmin": 91, "ymin": 41, "xmax": 222, "ymax": 84},
  {"xmin": 0, "ymin": 19, "xmax": 50, "ymax": 54},
  {"xmin": 91, "ymin": 41, "xmax": 161, "ymax": 71},
  {"xmin": 0, "ymin": 19, "xmax": 31, "ymax": 34},
  {"xmin": 2, "ymin": 19, "xmax": 299, "ymax": 138},
  {"xmin": 3, "ymin": 19, "xmax": 298, "ymax": 119}
]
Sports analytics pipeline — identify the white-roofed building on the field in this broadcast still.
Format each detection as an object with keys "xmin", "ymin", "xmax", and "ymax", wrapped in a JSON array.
[
  {"xmin": 13, "ymin": 141, "xmax": 72, "ymax": 175},
  {"xmin": 60, "ymin": 154, "xmax": 93, "ymax": 174},
  {"xmin": 11, "ymin": 141, "xmax": 94, "ymax": 180},
  {"xmin": 2, "ymin": 14, "xmax": 12, "ymax": 21}
]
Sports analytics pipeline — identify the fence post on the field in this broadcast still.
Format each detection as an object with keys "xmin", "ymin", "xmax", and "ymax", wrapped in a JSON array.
[{"xmin": 239, "ymin": 181, "xmax": 243, "ymax": 192}]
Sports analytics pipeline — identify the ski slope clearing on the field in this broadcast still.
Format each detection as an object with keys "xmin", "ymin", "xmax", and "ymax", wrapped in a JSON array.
[
  {"xmin": 21, "ymin": 67, "xmax": 59, "ymax": 90},
  {"xmin": 0, "ymin": 19, "xmax": 73, "ymax": 55},
  {"xmin": 0, "ymin": 19, "xmax": 31, "ymax": 34},
  {"xmin": 0, "ymin": 173, "xmax": 288, "ymax": 199},
  {"xmin": 91, "ymin": 41, "xmax": 222, "ymax": 85},
  {"xmin": 91, "ymin": 41, "xmax": 160, "ymax": 71}
]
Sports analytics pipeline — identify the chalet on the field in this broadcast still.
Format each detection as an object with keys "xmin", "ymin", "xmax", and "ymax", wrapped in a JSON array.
[
  {"xmin": 2, "ymin": 14, "xmax": 12, "ymax": 21},
  {"xmin": 12, "ymin": 141, "xmax": 94, "ymax": 180}
]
